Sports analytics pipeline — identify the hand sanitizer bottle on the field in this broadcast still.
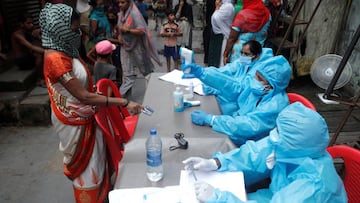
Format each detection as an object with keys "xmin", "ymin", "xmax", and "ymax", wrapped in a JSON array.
[{"xmin": 173, "ymin": 86, "xmax": 184, "ymax": 112}]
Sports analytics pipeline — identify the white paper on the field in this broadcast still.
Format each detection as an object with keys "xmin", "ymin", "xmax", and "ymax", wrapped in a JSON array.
[
  {"xmin": 179, "ymin": 170, "xmax": 247, "ymax": 203},
  {"xmin": 109, "ymin": 185, "xmax": 181, "ymax": 203},
  {"xmin": 158, "ymin": 70, "xmax": 202, "ymax": 87}
]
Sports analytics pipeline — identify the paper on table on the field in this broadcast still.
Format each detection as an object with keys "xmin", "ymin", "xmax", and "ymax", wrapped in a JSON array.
[
  {"xmin": 179, "ymin": 170, "xmax": 247, "ymax": 203},
  {"xmin": 158, "ymin": 69, "xmax": 202, "ymax": 87},
  {"xmin": 108, "ymin": 185, "xmax": 181, "ymax": 203}
]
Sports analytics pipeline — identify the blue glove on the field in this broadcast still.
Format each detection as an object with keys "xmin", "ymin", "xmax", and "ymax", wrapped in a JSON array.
[
  {"xmin": 182, "ymin": 73, "xmax": 196, "ymax": 79},
  {"xmin": 182, "ymin": 63, "xmax": 204, "ymax": 78},
  {"xmin": 191, "ymin": 110, "xmax": 213, "ymax": 126}
]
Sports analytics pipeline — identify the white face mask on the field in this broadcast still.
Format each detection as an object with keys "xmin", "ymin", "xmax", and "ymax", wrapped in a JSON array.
[{"xmin": 239, "ymin": 55, "xmax": 252, "ymax": 66}]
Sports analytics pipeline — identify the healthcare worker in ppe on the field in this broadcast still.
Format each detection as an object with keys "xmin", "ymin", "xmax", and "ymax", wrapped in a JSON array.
[
  {"xmin": 183, "ymin": 102, "xmax": 348, "ymax": 203},
  {"xmin": 183, "ymin": 55, "xmax": 291, "ymax": 146},
  {"xmin": 201, "ymin": 40, "xmax": 274, "ymax": 115}
]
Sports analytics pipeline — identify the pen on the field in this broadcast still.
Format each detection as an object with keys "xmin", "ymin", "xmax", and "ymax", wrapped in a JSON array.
[{"xmin": 190, "ymin": 162, "xmax": 198, "ymax": 181}]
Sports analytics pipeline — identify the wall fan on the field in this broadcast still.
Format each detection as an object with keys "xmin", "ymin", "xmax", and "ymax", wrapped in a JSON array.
[{"xmin": 310, "ymin": 54, "xmax": 353, "ymax": 104}]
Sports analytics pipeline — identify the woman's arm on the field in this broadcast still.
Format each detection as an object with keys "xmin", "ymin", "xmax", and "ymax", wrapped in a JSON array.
[
  {"xmin": 119, "ymin": 26, "xmax": 145, "ymax": 36},
  {"xmin": 223, "ymin": 29, "xmax": 240, "ymax": 64},
  {"xmin": 62, "ymin": 77, "xmax": 143, "ymax": 114},
  {"xmin": 86, "ymin": 46, "xmax": 96, "ymax": 64}
]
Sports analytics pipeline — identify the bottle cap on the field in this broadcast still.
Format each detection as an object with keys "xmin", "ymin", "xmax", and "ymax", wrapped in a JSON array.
[{"xmin": 150, "ymin": 129, "xmax": 157, "ymax": 135}]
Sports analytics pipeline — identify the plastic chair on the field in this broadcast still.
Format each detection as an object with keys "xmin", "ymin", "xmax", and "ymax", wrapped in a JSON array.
[
  {"xmin": 327, "ymin": 145, "xmax": 360, "ymax": 203},
  {"xmin": 94, "ymin": 79, "xmax": 138, "ymax": 174},
  {"xmin": 287, "ymin": 92, "xmax": 317, "ymax": 111}
]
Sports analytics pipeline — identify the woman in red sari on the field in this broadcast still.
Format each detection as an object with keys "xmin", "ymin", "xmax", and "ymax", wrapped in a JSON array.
[
  {"xmin": 39, "ymin": 3, "xmax": 143, "ymax": 203},
  {"xmin": 223, "ymin": 0, "xmax": 271, "ymax": 64}
]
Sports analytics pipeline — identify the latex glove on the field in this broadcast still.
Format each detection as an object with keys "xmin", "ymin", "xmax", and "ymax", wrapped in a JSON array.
[
  {"xmin": 182, "ymin": 63, "xmax": 204, "ymax": 78},
  {"xmin": 194, "ymin": 181, "xmax": 216, "ymax": 202},
  {"xmin": 191, "ymin": 110, "xmax": 213, "ymax": 126},
  {"xmin": 183, "ymin": 157, "xmax": 218, "ymax": 171}
]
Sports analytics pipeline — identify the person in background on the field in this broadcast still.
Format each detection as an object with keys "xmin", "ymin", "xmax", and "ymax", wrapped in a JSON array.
[
  {"xmin": 117, "ymin": 0, "xmax": 162, "ymax": 96},
  {"xmin": 93, "ymin": 40, "xmax": 118, "ymax": 85},
  {"xmin": 152, "ymin": 0, "xmax": 167, "ymax": 31},
  {"xmin": 76, "ymin": 0, "xmax": 92, "ymax": 61},
  {"xmin": 107, "ymin": 7, "xmax": 123, "ymax": 87},
  {"xmin": 135, "ymin": 0, "xmax": 150, "ymax": 24},
  {"xmin": 39, "ymin": 3, "xmax": 143, "ymax": 202},
  {"xmin": 207, "ymin": 0, "xmax": 235, "ymax": 67},
  {"xmin": 182, "ymin": 54, "xmax": 291, "ymax": 146},
  {"xmin": 202, "ymin": 0, "xmax": 215, "ymax": 66},
  {"xmin": 86, "ymin": 0, "xmax": 112, "ymax": 52},
  {"xmin": 234, "ymin": 0, "xmax": 243, "ymax": 14},
  {"xmin": 183, "ymin": 102, "xmax": 347, "ymax": 203},
  {"xmin": 86, "ymin": 7, "xmax": 122, "ymax": 87},
  {"xmin": 223, "ymin": 0, "xmax": 271, "ymax": 63},
  {"xmin": 160, "ymin": 9, "xmax": 182, "ymax": 72},
  {"xmin": 10, "ymin": 12, "xmax": 45, "ymax": 86},
  {"xmin": 174, "ymin": 0, "xmax": 193, "ymax": 49}
]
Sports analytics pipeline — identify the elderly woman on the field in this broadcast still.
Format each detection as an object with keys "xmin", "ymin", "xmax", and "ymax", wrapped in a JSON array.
[
  {"xmin": 39, "ymin": 3, "xmax": 143, "ymax": 202},
  {"xmin": 223, "ymin": 0, "xmax": 271, "ymax": 63},
  {"xmin": 117, "ymin": 0, "xmax": 161, "ymax": 96},
  {"xmin": 208, "ymin": 0, "xmax": 235, "ymax": 67}
]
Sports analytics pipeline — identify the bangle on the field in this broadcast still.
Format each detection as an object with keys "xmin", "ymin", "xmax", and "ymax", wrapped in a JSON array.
[
  {"xmin": 106, "ymin": 96, "xmax": 109, "ymax": 106},
  {"xmin": 122, "ymin": 98, "xmax": 130, "ymax": 107}
]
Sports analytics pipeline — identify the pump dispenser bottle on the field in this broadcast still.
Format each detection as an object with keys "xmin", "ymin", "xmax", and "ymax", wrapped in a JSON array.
[{"xmin": 173, "ymin": 86, "xmax": 184, "ymax": 112}]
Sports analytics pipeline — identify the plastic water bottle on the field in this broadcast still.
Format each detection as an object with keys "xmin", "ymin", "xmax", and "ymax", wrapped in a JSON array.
[
  {"xmin": 173, "ymin": 86, "xmax": 184, "ymax": 112},
  {"xmin": 146, "ymin": 129, "xmax": 164, "ymax": 182}
]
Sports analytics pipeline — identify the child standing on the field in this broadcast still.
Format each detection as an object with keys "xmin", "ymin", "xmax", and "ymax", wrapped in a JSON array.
[
  {"xmin": 160, "ymin": 9, "xmax": 182, "ymax": 72},
  {"xmin": 93, "ymin": 40, "xmax": 118, "ymax": 86}
]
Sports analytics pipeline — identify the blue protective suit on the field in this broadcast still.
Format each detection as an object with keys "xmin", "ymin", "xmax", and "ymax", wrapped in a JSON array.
[
  {"xmin": 202, "ymin": 48, "xmax": 274, "ymax": 115},
  {"xmin": 208, "ymin": 103, "xmax": 347, "ymax": 203},
  {"xmin": 199, "ymin": 56, "xmax": 291, "ymax": 146},
  {"xmin": 230, "ymin": 19, "xmax": 271, "ymax": 62}
]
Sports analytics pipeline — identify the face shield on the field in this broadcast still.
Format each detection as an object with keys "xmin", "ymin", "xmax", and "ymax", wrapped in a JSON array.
[
  {"xmin": 269, "ymin": 103, "xmax": 330, "ymax": 162},
  {"xmin": 265, "ymin": 128, "xmax": 279, "ymax": 169}
]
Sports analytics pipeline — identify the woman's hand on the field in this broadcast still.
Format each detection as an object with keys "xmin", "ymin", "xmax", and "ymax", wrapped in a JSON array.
[
  {"xmin": 119, "ymin": 26, "xmax": 130, "ymax": 33},
  {"xmin": 126, "ymin": 101, "xmax": 144, "ymax": 115}
]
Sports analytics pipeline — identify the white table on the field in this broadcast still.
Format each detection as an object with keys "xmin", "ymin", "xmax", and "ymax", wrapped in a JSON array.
[{"xmin": 114, "ymin": 73, "xmax": 236, "ymax": 188}]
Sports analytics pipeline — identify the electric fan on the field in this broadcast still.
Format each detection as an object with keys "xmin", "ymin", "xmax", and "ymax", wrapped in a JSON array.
[{"xmin": 310, "ymin": 54, "xmax": 353, "ymax": 104}]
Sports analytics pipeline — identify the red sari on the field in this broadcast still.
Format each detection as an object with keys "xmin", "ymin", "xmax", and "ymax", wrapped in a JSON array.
[{"xmin": 44, "ymin": 51, "xmax": 110, "ymax": 203}]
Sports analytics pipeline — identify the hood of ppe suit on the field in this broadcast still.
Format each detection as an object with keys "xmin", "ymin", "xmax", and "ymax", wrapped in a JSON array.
[
  {"xmin": 257, "ymin": 55, "xmax": 291, "ymax": 96},
  {"xmin": 271, "ymin": 102, "xmax": 329, "ymax": 159},
  {"xmin": 258, "ymin": 48, "xmax": 274, "ymax": 62}
]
